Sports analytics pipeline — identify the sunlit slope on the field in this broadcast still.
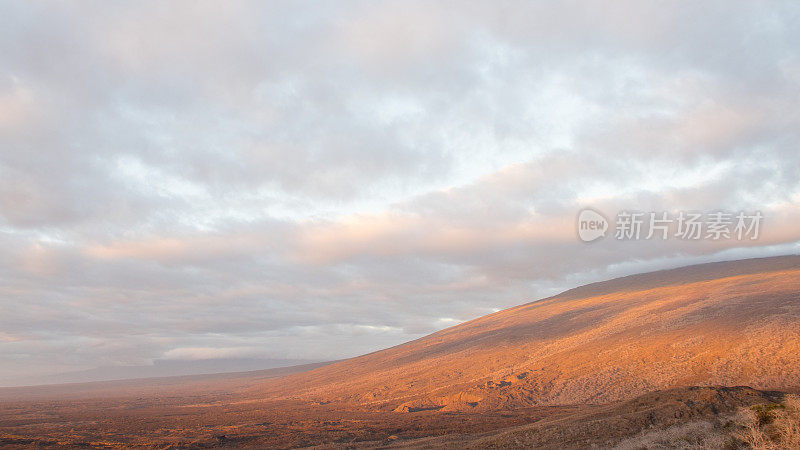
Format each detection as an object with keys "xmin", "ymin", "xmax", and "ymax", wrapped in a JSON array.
[{"xmin": 256, "ymin": 256, "xmax": 800, "ymax": 411}]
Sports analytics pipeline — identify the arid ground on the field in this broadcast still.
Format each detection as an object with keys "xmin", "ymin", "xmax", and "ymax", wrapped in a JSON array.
[{"xmin": 2, "ymin": 256, "xmax": 799, "ymax": 448}]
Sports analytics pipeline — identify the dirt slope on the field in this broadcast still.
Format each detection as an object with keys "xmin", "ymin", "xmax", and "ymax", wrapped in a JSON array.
[
  {"xmin": 255, "ymin": 255, "xmax": 800, "ymax": 411},
  {"xmin": 366, "ymin": 386, "xmax": 786, "ymax": 449}
]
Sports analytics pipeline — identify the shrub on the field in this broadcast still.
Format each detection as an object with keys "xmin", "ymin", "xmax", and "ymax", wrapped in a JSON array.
[{"xmin": 736, "ymin": 395, "xmax": 800, "ymax": 449}]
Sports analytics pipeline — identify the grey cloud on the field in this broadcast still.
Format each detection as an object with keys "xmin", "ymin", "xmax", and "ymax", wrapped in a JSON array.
[{"xmin": 1, "ymin": 0, "xmax": 799, "ymax": 386}]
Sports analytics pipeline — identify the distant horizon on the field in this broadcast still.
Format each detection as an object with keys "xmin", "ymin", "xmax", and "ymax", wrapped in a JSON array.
[
  {"xmin": 1, "ymin": 357, "xmax": 322, "ymax": 388},
  {"xmin": 5, "ymin": 253, "xmax": 798, "ymax": 388}
]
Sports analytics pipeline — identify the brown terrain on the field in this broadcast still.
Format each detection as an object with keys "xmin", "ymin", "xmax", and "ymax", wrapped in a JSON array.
[{"xmin": 1, "ymin": 255, "xmax": 799, "ymax": 448}]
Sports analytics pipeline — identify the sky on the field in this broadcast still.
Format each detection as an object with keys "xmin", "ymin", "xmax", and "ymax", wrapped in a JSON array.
[{"xmin": 1, "ymin": 1, "xmax": 800, "ymax": 386}]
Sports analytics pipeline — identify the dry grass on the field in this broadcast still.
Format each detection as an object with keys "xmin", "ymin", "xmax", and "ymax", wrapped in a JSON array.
[
  {"xmin": 737, "ymin": 395, "xmax": 800, "ymax": 449},
  {"xmin": 611, "ymin": 395, "xmax": 800, "ymax": 450},
  {"xmin": 613, "ymin": 420, "xmax": 730, "ymax": 450}
]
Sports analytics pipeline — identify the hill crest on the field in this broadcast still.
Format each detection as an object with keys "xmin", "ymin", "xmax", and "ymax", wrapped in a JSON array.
[{"xmin": 253, "ymin": 255, "xmax": 800, "ymax": 412}]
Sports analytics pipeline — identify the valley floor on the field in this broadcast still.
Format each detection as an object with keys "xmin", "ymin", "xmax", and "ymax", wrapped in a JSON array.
[{"xmin": 1, "ymin": 385, "xmax": 795, "ymax": 449}]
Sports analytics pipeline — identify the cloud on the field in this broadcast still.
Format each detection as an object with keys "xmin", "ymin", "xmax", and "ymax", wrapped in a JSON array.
[
  {"xmin": 0, "ymin": 0, "xmax": 799, "ymax": 385},
  {"xmin": 161, "ymin": 346, "xmax": 264, "ymax": 361}
]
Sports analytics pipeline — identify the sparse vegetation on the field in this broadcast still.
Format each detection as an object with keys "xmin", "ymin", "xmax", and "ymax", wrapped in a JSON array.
[
  {"xmin": 614, "ymin": 420, "xmax": 730, "ymax": 450},
  {"xmin": 736, "ymin": 395, "xmax": 800, "ymax": 449},
  {"xmin": 612, "ymin": 395, "xmax": 800, "ymax": 450}
]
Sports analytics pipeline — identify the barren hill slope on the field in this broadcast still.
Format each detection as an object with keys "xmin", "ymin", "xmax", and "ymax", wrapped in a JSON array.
[{"xmin": 255, "ymin": 255, "xmax": 800, "ymax": 411}]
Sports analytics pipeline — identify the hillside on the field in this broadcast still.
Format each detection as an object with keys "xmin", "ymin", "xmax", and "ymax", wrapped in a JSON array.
[
  {"xmin": 254, "ymin": 255, "xmax": 800, "ymax": 412},
  {"xmin": 3, "ymin": 256, "xmax": 800, "ymax": 449},
  {"xmin": 361, "ymin": 386, "xmax": 788, "ymax": 449}
]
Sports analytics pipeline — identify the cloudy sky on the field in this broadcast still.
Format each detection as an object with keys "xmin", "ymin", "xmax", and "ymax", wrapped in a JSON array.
[{"xmin": 1, "ymin": 1, "xmax": 799, "ymax": 386}]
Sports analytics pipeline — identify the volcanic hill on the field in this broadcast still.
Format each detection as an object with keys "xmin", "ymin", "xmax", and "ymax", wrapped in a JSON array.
[{"xmin": 254, "ymin": 255, "xmax": 800, "ymax": 412}]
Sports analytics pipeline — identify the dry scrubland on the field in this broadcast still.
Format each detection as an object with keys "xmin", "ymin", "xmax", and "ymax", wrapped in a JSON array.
[
  {"xmin": 256, "ymin": 256, "xmax": 800, "ymax": 413},
  {"xmin": 1, "ymin": 255, "xmax": 799, "ymax": 448}
]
